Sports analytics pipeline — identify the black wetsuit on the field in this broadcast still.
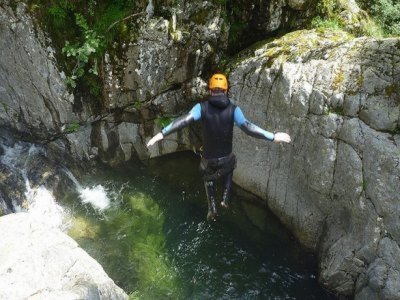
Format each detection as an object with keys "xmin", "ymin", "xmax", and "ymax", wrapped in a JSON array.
[{"xmin": 161, "ymin": 93, "xmax": 275, "ymax": 220}]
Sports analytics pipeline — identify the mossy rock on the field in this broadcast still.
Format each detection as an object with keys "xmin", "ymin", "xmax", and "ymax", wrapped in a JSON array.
[{"xmin": 229, "ymin": 28, "xmax": 353, "ymax": 70}]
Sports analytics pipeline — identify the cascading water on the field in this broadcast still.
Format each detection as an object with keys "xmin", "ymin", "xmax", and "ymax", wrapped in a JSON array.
[
  {"xmin": 0, "ymin": 140, "xmax": 111, "ymax": 229},
  {"xmin": 0, "ymin": 141, "xmax": 68, "ymax": 229}
]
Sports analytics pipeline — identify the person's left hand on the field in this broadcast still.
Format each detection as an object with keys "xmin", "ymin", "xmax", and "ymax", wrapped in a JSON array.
[
  {"xmin": 274, "ymin": 132, "xmax": 291, "ymax": 143},
  {"xmin": 146, "ymin": 132, "xmax": 164, "ymax": 147}
]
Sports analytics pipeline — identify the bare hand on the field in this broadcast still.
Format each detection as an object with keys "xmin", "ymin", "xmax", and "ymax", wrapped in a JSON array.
[
  {"xmin": 274, "ymin": 132, "xmax": 291, "ymax": 143},
  {"xmin": 146, "ymin": 132, "xmax": 164, "ymax": 147}
]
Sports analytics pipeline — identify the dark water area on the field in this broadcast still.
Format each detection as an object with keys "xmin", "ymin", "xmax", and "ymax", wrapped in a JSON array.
[{"xmin": 63, "ymin": 151, "xmax": 338, "ymax": 299}]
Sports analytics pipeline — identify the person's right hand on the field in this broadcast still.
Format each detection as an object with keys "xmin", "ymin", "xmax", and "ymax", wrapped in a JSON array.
[
  {"xmin": 146, "ymin": 132, "xmax": 164, "ymax": 147},
  {"xmin": 274, "ymin": 132, "xmax": 291, "ymax": 143}
]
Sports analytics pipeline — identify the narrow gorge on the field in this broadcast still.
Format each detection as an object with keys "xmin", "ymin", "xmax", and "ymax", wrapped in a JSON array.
[{"xmin": 0, "ymin": 0, "xmax": 399, "ymax": 299}]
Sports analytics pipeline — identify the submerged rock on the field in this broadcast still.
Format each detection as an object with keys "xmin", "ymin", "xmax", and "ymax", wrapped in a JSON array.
[{"xmin": 0, "ymin": 213, "xmax": 128, "ymax": 300}]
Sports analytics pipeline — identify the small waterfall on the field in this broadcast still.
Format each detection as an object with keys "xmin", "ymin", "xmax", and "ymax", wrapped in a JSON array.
[
  {"xmin": 63, "ymin": 169, "xmax": 111, "ymax": 211},
  {"xmin": 0, "ymin": 141, "xmax": 68, "ymax": 230},
  {"xmin": 146, "ymin": 0, "xmax": 154, "ymax": 20}
]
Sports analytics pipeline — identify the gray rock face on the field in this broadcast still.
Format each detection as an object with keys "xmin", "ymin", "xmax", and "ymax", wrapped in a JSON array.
[
  {"xmin": 229, "ymin": 29, "xmax": 400, "ymax": 298},
  {"xmin": 0, "ymin": 2, "xmax": 75, "ymax": 140},
  {"xmin": 0, "ymin": 213, "xmax": 128, "ymax": 300},
  {"xmin": 105, "ymin": 1, "xmax": 227, "ymax": 109}
]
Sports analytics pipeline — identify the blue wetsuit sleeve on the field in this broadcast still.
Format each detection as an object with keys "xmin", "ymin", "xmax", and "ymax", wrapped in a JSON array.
[
  {"xmin": 161, "ymin": 103, "xmax": 202, "ymax": 136},
  {"xmin": 234, "ymin": 107, "xmax": 275, "ymax": 141}
]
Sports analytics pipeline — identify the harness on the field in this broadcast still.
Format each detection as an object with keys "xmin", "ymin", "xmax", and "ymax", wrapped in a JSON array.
[{"xmin": 199, "ymin": 153, "xmax": 237, "ymax": 181}]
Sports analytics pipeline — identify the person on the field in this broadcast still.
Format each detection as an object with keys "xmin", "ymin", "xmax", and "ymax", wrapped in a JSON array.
[{"xmin": 147, "ymin": 73, "xmax": 291, "ymax": 221}]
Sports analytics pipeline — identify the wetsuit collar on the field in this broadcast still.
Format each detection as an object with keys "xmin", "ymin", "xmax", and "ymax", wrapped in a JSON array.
[{"xmin": 209, "ymin": 94, "xmax": 230, "ymax": 108}]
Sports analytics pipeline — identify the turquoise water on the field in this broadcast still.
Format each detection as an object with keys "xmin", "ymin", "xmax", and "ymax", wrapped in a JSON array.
[{"xmin": 63, "ymin": 152, "xmax": 337, "ymax": 299}]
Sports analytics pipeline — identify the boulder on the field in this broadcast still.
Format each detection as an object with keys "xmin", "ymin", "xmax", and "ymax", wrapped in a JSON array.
[{"xmin": 0, "ymin": 213, "xmax": 128, "ymax": 300}]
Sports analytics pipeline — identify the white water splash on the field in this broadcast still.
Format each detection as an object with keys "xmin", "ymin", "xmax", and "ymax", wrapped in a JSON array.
[
  {"xmin": 24, "ymin": 180, "xmax": 68, "ymax": 230},
  {"xmin": 79, "ymin": 185, "xmax": 110, "ymax": 210},
  {"xmin": 63, "ymin": 169, "xmax": 110, "ymax": 211}
]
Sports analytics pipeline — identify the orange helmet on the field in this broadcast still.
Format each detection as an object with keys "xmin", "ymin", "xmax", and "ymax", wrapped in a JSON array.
[{"xmin": 209, "ymin": 73, "xmax": 228, "ymax": 91}]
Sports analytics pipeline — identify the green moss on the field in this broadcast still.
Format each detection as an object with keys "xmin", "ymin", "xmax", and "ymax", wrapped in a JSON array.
[
  {"xmin": 362, "ymin": 180, "xmax": 368, "ymax": 191},
  {"xmin": 263, "ymin": 29, "xmax": 352, "ymax": 66},
  {"xmin": 191, "ymin": 9, "xmax": 210, "ymax": 25},
  {"xmin": 226, "ymin": 28, "xmax": 353, "ymax": 73},
  {"xmin": 332, "ymin": 70, "xmax": 345, "ymax": 90},
  {"xmin": 385, "ymin": 84, "xmax": 397, "ymax": 96},
  {"xmin": 356, "ymin": 74, "xmax": 364, "ymax": 88},
  {"xmin": 1, "ymin": 103, "xmax": 9, "ymax": 114}
]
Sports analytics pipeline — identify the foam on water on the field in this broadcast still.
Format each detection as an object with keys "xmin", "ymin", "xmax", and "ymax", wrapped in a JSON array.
[{"xmin": 79, "ymin": 185, "xmax": 110, "ymax": 210}]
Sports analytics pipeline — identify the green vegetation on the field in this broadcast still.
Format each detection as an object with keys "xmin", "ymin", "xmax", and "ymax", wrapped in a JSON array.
[
  {"xmin": 309, "ymin": 0, "xmax": 344, "ymax": 31},
  {"xmin": 389, "ymin": 124, "xmax": 400, "ymax": 135},
  {"xmin": 307, "ymin": 0, "xmax": 384, "ymax": 37},
  {"xmin": 258, "ymin": 29, "xmax": 353, "ymax": 68},
  {"xmin": 311, "ymin": 16, "xmax": 342, "ymax": 30},
  {"xmin": 358, "ymin": 0, "xmax": 400, "ymax": 36},
  {"xmin": 62, "ymin": 13, "xmax": 102, "ymax": 89},
  {"xmin": 65, "ymin": 122, "xmax": 80, "ymax": 133},
  {"xmin": 27, "ymin": 0, "xmax": 146, "ymax": 95},
  {"xmin": 332, "ymin": 70, "xmax": 345, "ymax": 90},
  {"xmin": 362, "ymin": 180, "xmax": 368, "ymax": 191},
  {"xmin": 155, "ymin": 116, "xmax": 173, "ymax": 128}
]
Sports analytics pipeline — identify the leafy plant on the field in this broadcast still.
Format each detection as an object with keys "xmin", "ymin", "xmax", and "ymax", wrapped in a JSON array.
[
  {"xmin": 28, "ymin": 0, "xmax": 144, "ymax": 97},
  {"xmin": 65, "ymin": 122, "xmax": 80, "ymax": 133},
  {"xmin": 62, "ymin": 13, "xmax": 103, "ymax": 89},
  {"xmin": 155, "ymin": 116, "xmax": 173, "ymax": 128},
  {"xmin": 311, "ymin": 16, "xmax": 342, "ymax": 30},
  {"xmin": 358, "ymin": 0, "xmax": 400, "ymax": 36}
]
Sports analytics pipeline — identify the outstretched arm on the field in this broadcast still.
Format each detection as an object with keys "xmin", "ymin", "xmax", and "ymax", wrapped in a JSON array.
[
  {"xmin": 234, "ymin": 107, "xmax": 291, "ymax": 143},
  {"xmin": 146, "ymin": 103, "xmax": 202, "ymax": 147}
]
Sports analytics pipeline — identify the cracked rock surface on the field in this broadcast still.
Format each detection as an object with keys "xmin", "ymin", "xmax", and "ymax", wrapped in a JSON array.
[
  {"xmin": 229, "ymin": 29, "xmax": 400, "ymax": 298},
  {"xmin": 0, "ymin": 3, "xmax": 74, "ymax": 141}
]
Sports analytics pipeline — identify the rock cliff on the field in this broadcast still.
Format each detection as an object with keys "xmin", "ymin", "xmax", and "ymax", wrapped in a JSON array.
[
  {"xmin": 0, "ymin": 3, "xmax": 75, "ymax": 141},
  {"xmin": 229, "ymin": 29, "xmax": 400, "ymax": 298}
]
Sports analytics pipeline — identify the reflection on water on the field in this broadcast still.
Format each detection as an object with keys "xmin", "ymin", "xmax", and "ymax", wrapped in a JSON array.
[{"xmin": 63, "ymin": 151, "xmax": 337, "ymax": 299}]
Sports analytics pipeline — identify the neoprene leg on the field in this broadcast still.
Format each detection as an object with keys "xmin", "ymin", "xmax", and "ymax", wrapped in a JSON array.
[
  {"xmin": 204, "ymin": 180, "xmax": 217, "ymax": 220},
  {"xmin": 221, "ymin": 171, "xmax": 233, "ymax": 208}
]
